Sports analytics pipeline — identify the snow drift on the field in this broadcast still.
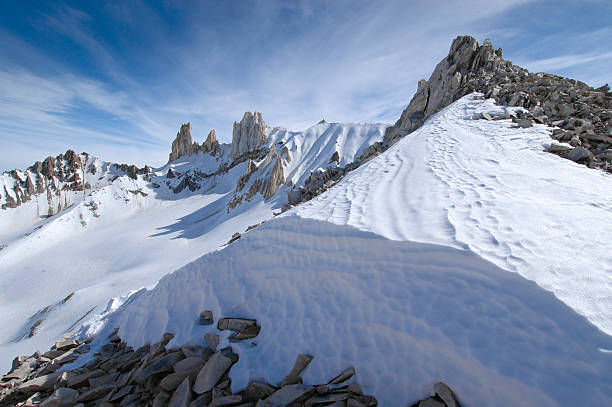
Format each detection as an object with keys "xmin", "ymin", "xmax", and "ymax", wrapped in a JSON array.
[{"xmin": 80, "ymin": 94, "xmax": 612, "ymax": 406}]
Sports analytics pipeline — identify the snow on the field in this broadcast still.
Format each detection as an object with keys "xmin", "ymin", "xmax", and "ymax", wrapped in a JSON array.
[
  {"xmin": 295, "ymin": 94, "xmax": 612, "ymax": 337},
  {"xmin": 79, "ymin": 94, "xmax": 611, "ymax": 406},
  {"xmin": 0, "ymin": 120, "xmax": 386, "ymax": 372},
  {"xmin": 88, "ymin": 216, "xmax": 611, "ymax": 406}
]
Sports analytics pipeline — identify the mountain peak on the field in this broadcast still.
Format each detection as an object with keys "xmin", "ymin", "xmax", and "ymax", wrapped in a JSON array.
[
  {"xmin": 168, "ymin": 122, "xmax": 198, "ymax": 162},
  {"xmin": 230, "ymin": 111, "xmax": 268, "ymax": 159}
]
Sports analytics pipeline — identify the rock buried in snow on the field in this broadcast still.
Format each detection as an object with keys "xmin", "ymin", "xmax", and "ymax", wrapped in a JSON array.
[
  {"xmin": 199, "ymin": 310, "xmax": 214, "ymax": 325},
  {"xmin": 217, "ymin": 318, "xmax": 257, "ymax": 332},
  {"xmin": 192, "ymin": 350, "xmax": 235, "ymax": 394},
  {"xmin": 434, "ymin": 381, "xmax": 459, "ymax": 407},
  {"xmin": 281, "ymin": 354, "xmax": 313, "ymax": 386},
  {"xmin": 516, "ymin": 118, "xmax": 533, "ymax": 128}
]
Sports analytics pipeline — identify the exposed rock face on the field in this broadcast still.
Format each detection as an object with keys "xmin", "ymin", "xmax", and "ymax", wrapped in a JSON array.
[
  {"xmin": 201, "ymin": 130, "xmax": 220, "ymax": 156},
  {"xmin": 169, "ymin": 123, "xmax": 199, "ymax": 162},
  {"xmin": 229, "ymin": 112, "xmax": 268, "ymax": 159},
  {"xmin": 385, "ymin": 35, "xmax": 612, "ymax": 173}
]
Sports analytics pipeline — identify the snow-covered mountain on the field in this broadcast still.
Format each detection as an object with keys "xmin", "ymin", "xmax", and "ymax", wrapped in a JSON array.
[
  {"xmin": 1, "ymin": 36, "xmax": 611, "ymax": 407},
  {"xmin": 0, "ymin": 111, "xmax": 387, "ymax": 373}
]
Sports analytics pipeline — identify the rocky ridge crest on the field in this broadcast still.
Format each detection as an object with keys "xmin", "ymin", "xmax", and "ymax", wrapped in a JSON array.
[{"xmin": 286, "ymin": 35, "xmax": 612, "ymax": 209}]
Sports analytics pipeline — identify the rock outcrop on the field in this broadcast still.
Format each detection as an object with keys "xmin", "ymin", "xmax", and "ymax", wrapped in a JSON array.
[
  {"xmin": 169, "ymin": 124, "xmax": 220, "ymax": 163},
  {"xmin": 200, "ymin": 130, "xmax": 220, "ymax": 156},
  {"xmin": 229, "ymin": 112, "xmax": 268, "ymax": 159},
  {"xmin": 385, "ymin": 35, "xmax": 612, "ymax": 172},
  {"xmin": 169, "ymin": 123, "xmax": 199, "ymax": 162}
]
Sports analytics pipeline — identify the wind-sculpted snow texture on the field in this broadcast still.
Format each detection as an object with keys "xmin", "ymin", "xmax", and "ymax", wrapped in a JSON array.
[
  {"xmin": 91, "ymin": 216, "xmax": 612, "ymax": 407},
  {"xmin": 296, "ymin": 94, "xmax": 612, "ymax": 337}
]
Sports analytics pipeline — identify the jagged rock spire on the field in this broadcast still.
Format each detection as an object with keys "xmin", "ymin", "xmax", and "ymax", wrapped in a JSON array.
[
  {"xmin": 201, "ymin": 129, "xmax": 220, "ymax": 155},
  {"xmin": 230, "ymin": 112, "xmax": 268, "ymax": 159},
  {"xmin": 169, "ymin": 123, "xmax": 199, "ymax": 162},
  {"xmin": 387, "ymin": 35, "xmax": 500, "ymax": 143}
]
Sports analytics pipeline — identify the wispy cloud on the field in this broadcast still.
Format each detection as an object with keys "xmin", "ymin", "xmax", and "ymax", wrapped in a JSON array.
[
  {"xmin": 518, "ymin": 51, "xmax": 612, "ymax": 74},
  {"xmin": 1, "ymin": 0, "xmax": 610, "ymax": 172}
]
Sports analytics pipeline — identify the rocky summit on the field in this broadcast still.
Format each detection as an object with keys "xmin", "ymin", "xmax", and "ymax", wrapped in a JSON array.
[{"xmin": 229, "ymin": 112, "xmax": 268, "ymax": 159}]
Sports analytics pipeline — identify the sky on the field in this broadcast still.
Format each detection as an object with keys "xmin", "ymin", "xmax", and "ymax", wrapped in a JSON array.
[{"xmin": 0, "ymin": 0, "xmax": 610, "ymax": 171}]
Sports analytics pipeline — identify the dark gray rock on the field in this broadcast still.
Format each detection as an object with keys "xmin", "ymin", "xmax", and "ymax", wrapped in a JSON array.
[
  {"xmin": 281, "ymin": 354, "xmax": 313, "ymax": 386},
  {"xmin": 192, "ymin": 351, "xmax": 234, "ymax": 394},
  {"xmin": 168, "ymin": 377, "xmax": 192, "ymax": 407},
  {"xmin": 199, "ymin": 311, "xmax": 214, "ymax": 325}
]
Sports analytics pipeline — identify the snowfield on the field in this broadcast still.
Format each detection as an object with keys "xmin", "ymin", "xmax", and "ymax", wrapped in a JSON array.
[
  {"xmin": 0, "ymin": 120, "xmax": 386, "ymax": 372},
  {"xmin": 74, "ymin": 94, "xmax": 612, "ymax": 406}
]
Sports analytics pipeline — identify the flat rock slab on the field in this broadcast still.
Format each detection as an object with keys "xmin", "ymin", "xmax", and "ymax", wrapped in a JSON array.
[
  {"xmin": 217, "ymin": 318, "xmax": 257, "ymax": 332},
  {"xmin": 328, "ymin": 367, "xmax": 355, "ymax": 385},
  {"xmin": 264, "ymin": 384, "xmax": 309, "ymax": 405},
  {"xmin": 18, "ymin": 373, "xmax": 60, "ymax": 394},
  {"xmin": 192, "ymin": 351, "xmax": 233, "ymax": 394},
  {"xmin": 55, "ymin": 339, "xmax": 79, "ymax": 351}
]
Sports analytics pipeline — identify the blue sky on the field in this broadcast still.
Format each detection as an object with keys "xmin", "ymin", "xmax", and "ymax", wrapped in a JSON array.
[{"xmin": 1, "ymin": 0, "xmax": 610, "ymax": 171}]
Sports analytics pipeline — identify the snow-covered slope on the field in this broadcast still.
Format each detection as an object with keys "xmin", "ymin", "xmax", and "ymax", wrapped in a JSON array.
[
  {"xmin": 82, "ymin": 94, "xmax": 612, "ymax": 406},
  {"xmin": 0, "ymin": 120, "xmax": 386, "ymax": 371}
]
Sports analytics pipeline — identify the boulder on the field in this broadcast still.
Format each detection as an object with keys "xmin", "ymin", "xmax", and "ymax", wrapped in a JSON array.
[
  {"xmin": 217, "ymin": 318, "xmax": 257, "ymax": 332},
  {"xmin": 168, "ymin": 377, "xmax": 192, "ymax": 407},
  {"xmin": 76, "ymin": 384, "xmax": 114, "ymax": 402},
  {"xmin": 568, "ymin": 146, "xmax": 592, "ymax": 162},
  {"xmin": 192, "ymin": 351, "xmax": 234, "ymax": 394},
  {"xmin": 548, "ymin": 143, "xmax": 573, "ymax": 153},
  {"xmin": 199, "ymin": 311, "xmax": 214, "ymax": 325}
]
